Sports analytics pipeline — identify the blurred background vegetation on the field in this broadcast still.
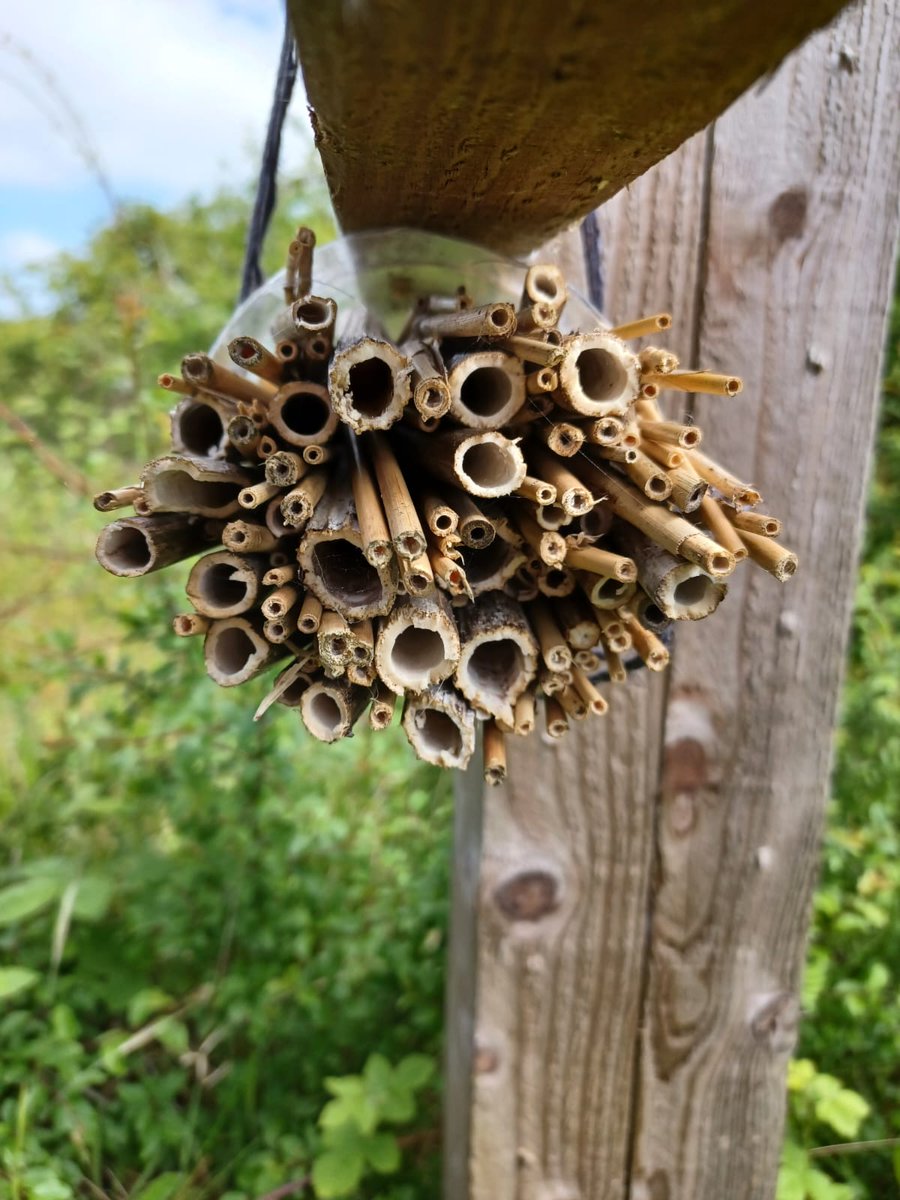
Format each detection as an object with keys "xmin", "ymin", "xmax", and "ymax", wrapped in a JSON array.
[{"xmin": 0, "ymin": 169, "xmax": 897, "ymax": 1199}]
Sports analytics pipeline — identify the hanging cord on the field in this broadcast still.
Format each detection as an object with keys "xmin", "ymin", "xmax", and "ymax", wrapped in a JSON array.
[{"xmin": 238, "ymin": 11, "xmax": 298, "ymax": 304}]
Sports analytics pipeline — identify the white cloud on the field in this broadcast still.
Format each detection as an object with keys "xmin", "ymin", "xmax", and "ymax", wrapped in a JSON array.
[
  {"xmin": 0, "ymin": 0, "xmax": 312, "ymax": 197},
  {"xmin": 0, "ymin": 230, "xmax": 60, "ymax": 267}
]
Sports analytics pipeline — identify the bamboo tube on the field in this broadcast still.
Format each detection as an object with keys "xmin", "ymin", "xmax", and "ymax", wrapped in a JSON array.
[
  {"xmin": 263, "ymin": 496, "xmax": 291, "ymax": 539},
  {"xmin": 292, "ymin": 294, "xmax": 337, "ymax": 337},
  {"xmin": 429, "ymin": 543, "xmax": 473, "ymax": 599},
  {"xmin": 619, "ymin": 611, "xmax": 670, "ymax": 671},
  {"xmin": 585, "ymin": 416, "xmax": 626, "ymax": 446},
  {"xmin": 640, "ymin": 439, "xmax": 684, "ymax": 470},
  {"xmin": 461, "ymin": 538, "xmax": 527, "ymax": 597},
  {"xmin": 348, "ymin": 618, "xmax": 374, "ymax": 666},
  {"xmin": 565, "ymin": 544, "xmax": 636, "ymax": 582},
  {"xmin": 579, "ymin": 571, "xmax": 636, "ymax": 609},
  {"xmin": 181, "ymin": 353, "xmax": 277, "ymax": 408},
  {"xmin": 141, "ymin": 455, "xmax": 249, "ymax": 519},
  {"xmin": 318, "ymin": 610, "xmax": 353, "ymax": 674},
  {"xmin": 298, "ymin": 593, "xmax": 323, "ymax": 634},
  {"xmin": 528, "ymin": 598, "xmax": 573, "ymax": 672},
  {"xmin": 228, "ymin": 336, "xmax": 283, "ymax": 384},
  {"xmin": 522, "ymin": 264, "xmax": 567, "ymax": 310},
  {"xmin": 483, "ymin": 721, "xmax": 507, "ymax": 786},
  {"xmin": 665, "ymin": 463, "xmax": 708, "ymax": 514},
  {"xmin": 516, "ymin": 303, "xmax": 558, "ymax": 336},
  {"xmin": 687, "ymin": 449, "xmax": 762, "ymax": 508},
  {"xmin": 738, "ymin": 529, "xmax": 798, "ymax": 581},
  {"xmin": 222, "ymin": 521, "xmax": 279, "ymax": 554},
  {"xmin": 329, "ymin": 338, "xmax": 411, "ymax": 433},
  {"xmin": 556, "ymin": 331, "xmax": 639, "ymax": 417},
  {"xmin": 173, "ymin": 612, "xmax": 210, "ymax": 637},
  {"xmin": 298, "ymin": 478, "xmax": 397, "ymax": 620},
  {"xmin": 515, "ymin": 477, "xmax": 557, "ymax": 506},
  {"xmin": 350, "ymin": 450, "xmax": 394, "ymax": 569},
  {"xmin": 571, "ymin": 668, "xmax": 609, "ymax": 716},
  {"xmin": 269, "ymin": 382, "xmax": 338, "ymax": 447},
  {"xmin": 283, "ymin": 226, "xmax": 315, "ymax": 303},
  {"xmin": 401, "ymin": 684, "xmax": 476, "ymax": 770},
  {"xmin": 544, "ymin": 697, "xmax": 569, "ymax": 739},
  {"xmin": 277, "ymin": 340, "xmax": 299, "ymax": 364},
  {"xmin": 639, "ymin": 347, "xmax": 680, "ymax": 375},
  {"xmin": 537, "ymin": 421, "xmax": 585, "ymax": 457},
  {"xmin": 512, "ymin": 509, "xmax": 566, "ymax": 565},
  {"xmin": 454, "ymin": 592, "xmax": 538, "ymax": 725},
  {"xmin": 280, "ymin": 469, "xmax": 330, "ymax": 530},
  {"xmin": 558, "ymin": 684, "xmax": 589, "ymax": 720},
  {"xmin": 628, "ymin": 590, "xmax": 674, "ymax": 634},
  {"xmin": 96, "ymin": 514, "xmax": 214, "ymax": 578},
  {"xmin": 594, "ymin": 443, "xmax": 638, "ymax": 464},
  {"xmin": 729, "ymin": 511, "xmax": 783, "ymax": 537},
  {"xmin": 239, "ymin": 480, "xmax": 282, "ymax": 510},
  {"xmin": 415, "ymin": 301, "xmax": 516, "ymax": 340},
  {"xmin": 623, "ymin": 450, "xmax": 673, "ymax": 501},
  {"xmin": 263, "ymin": 564, "xmax": 296, "ymax": 587},
  {"xmin": 642, "ymin": 370, "xmax": 743, "ymax": 397},
  {"xmin": 94, "ymin": 485, "xmax": 141, "ymax": 512},
  {"xmin": 539, "ymin": 664, "xmax": 569, "ymax": 694},
  {"xmin": 609, "ymin": 312, "xmax": 672, "ymax": 340},
  {"xmin": 533, "ymin": 502, "xmax": 569, "ymax": 531},
  {"xmin": 554, "ymin": 594, "xmax": 601, "ymax": 650},
  {"xmin": 187, "ymin": 551, "xmax": 265, "ymax": 618},
  {"xmin": 399, "ymin": 553, "xmax": 435, "ymax": 597},
  {"xmin": 695, "ymin": 497, "xmax": 748, "ymax": 564},
  {"xmin": 577, "ymin": 502, "xmax": 614, "ymax": 541},
  {"xmin": 303, "ymin": 444, "xmax": 334, "ymax": 466},
  {"xmin": 170, "ymin": 395, "xmax": 230, "ymax": 458},
  {"xmin": 300, "ymin": 679, "xmax": 368, "ymax": 743},
  {"xmin": 261, "ymin": 584, "xmax": 300, "ymax": 622},
  {"xmin": 368, "ymin": 433, "xmax": 428, "ymax": 559},
  {"xmin": 204, "ymin": 617, "xmax": 283, "ymax": 687},
  {"xmin": 157, "ymin": 372, "xmax": 193, "ymax": 397},
  {"xmin": 446, "ymin": 351, "xmax": 526, "ymax": 429},
  {"xmin": 402, "ymin": 342, "xmax": 452, "ymax": 419},
  {"xmin": 616, "ymin": 530, "xmax": 725, "ymax": 621},
  {"xmin": 369, "ymin": 682, "xmax": 396, "ymax": 731},
  {"xmin": 420, "ymin": 492, "xmax": 459, "ymax": 537},
  {"xmin": 641, "ymin": 420, "xmax": 702, "ymax": 449},
  {"xmin": 537, "ymin": 564, "xmax": 576, "ymax": 597},
  {"xmin": 375, "ymin": 593, "xmax": 460, "ymax": 695},
  {"xmin": 449, "ymin": 489, "xmax": 495, "ymax": 549},
  {"xmin": 258, "ymin": 435, "xmax": 279, "ymax": 458},
  {"xmin": 256, "ymin": 659, "xmax": 316, "ymax": 716},
  {"xmin": 265, "ymin": 451, "xmax": 308, "ymax": 489},
  {"xmin": 527, "ymin": 444, "xmax": 593, "ymax": 515},
  {"xmin": 265, "ymin": 612, "xmax": 298, "ymax": 643},
  {"xmin": 513, "ymin": 689, "xmax": 536, "ymax": 735},
  {"xmin": 601, "ymin": 646, "xmax": 628, "ymax": 683},
  {"xmin": 525, "ymin": 366, "xmax": 559, "ymax": 395},
  {"xmin": 501, "ymin": 334, "xmax": 565, "ymax": 367},
  {"xmin": 226, "ymin": 414, "xmax": 261, "ymax": 458},
  {"xmin": 427, "ymin": 429, "xmax": 527, "ymax": 499}
]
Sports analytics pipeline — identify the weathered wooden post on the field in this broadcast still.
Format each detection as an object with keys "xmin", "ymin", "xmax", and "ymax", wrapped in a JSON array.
[{"xmin": 287, "ymin": 1, "xmax": 900, "ymax": 1194}]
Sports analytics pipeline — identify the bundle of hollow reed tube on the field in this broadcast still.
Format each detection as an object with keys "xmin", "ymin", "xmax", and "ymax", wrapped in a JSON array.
[{"xmin": 94, "ymin": 228, "xmax": 797, "ymax": 783}]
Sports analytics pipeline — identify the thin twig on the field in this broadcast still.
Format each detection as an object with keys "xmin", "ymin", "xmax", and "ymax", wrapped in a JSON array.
[
  {"xmin": 809, "ymin": 1136, "xmax": 900, "ymax": 1158},
  {"xmin": 0, "ymin": 402, "xmax": 93, "ymax": 495}
]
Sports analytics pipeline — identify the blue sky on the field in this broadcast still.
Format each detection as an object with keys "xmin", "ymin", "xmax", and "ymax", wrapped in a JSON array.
[{"xmin": 0, "ymin": 0, "xmax": 313, "ymax": 310}]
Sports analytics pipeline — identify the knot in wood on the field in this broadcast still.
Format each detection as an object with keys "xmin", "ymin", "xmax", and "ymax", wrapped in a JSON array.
[
  {"xmin": 494, "ymin": 869, "xmax": 560, "ymax": 922},
  {"xmin": 749, "ymin": 990, "xmax": 799, "ymax": 1053},
  {"xmin": 473, "ymin": 1044, "xmax": 500, "ymax": 1074}
]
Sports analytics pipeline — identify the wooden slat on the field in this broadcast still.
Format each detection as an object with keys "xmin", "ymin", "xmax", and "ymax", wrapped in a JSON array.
[
  {"xmin": 288, "ymin": 0, "xmax": 845, "ymax": 255},
  {"xmin": 445, "ymin": 129, "xmax": 711, "ymax": 1199},
  {"xmin": 630, "ymin": 3, "xmax": 900, "ymax": 1196}
]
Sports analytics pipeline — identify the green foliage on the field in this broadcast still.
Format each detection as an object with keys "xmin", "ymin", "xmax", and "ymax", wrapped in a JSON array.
[
  {"xmin": 0, "ymin": 171, "xmax": 448, "ymax": 1197},
  {"xmin": 780, "ymin": 277, "xmax": 900, "ymax": 1198}
]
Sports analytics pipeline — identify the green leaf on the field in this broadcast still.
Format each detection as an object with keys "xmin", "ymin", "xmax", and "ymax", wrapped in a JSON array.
[
  {"xmin": 806, "ymin": 1170, "xmax": 853, "ymax": 1200},
  {"xmin": 814, "ymin": 1087, "xmax": 870, "ymax": 1140},
  {"xmin": 312, "ymin": 1149, "xmax": 364, "ymax": 1198},
  {"xmin": 365, "ymin": 1132, "xmax": 401, "ymax": 1174},
  {"xmin": 128, "ymin": 987, "xmax": 174, "ymax": 1027},
  {"xmin": 71, "ymin": 874, "xmax": 114, "ymax": 921},
  {"xmin": 395, "ymin": 1054, "xmax": 434, "ymax": 1091},
  {"xmin": 787, "ymin": 1059, "xmax": 817, "ymax": 1092},
  {"xmin": 132, "ymin": 1172, "xmax": 189, "ymax": 1200},
  {"xmin": 776, "ymin": 1141, "xmax": 809, "ymax": 1200},
  {"xmin": 364, "ymin": 1053, "xmax": 395, "ymax": 1091},
  {"xmin": 0, "ymin": 877, "xmax": 61, "ymax": 925},
  {"xmin": 154, "ymin": 1016, "xmax": 189, "ymax": 1057},
  {"xmin": 0, "ymin": 966, "xmax": 40, "ymax": 1000}
]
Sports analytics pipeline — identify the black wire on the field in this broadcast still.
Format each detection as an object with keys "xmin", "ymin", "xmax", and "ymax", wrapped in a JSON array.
[
  {"xmin": 580, "ymin": 209, "xmax": 605, "ymax": 315},
  {"xmin": 238, "ymin": 11, "xmax": 298, "ymax": 304}
]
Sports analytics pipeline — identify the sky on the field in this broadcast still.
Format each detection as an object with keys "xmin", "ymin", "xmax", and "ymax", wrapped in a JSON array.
[{"xmin": 0, "ymin": 0, "xmax": 314, "ymax": 305}]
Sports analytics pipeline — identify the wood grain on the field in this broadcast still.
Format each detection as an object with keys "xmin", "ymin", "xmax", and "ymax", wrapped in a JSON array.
[
  {"xmin": 630, "ymin": 3, "xmax": 900, "ymax": 1197},
  {"xmin": 288, "ymin": 0, "xmax": 845, "ymax": 256}
]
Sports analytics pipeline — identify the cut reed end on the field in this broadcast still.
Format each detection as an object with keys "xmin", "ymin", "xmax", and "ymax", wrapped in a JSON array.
[
  {"xmin": 187, "ymin": 551, "xmax": 262, "ymax": 619},
  {"xmin": 300, "ymin": 680, "xmax": 365, "ymax": 743},
  {"xmin": 204, "ymin": 618, "xmax": 274, "ymax": 687},
  {"xmin": 375, "ymin": 596, "xmax": 460, "ymax": 695},
  {"xmin": 453, "ymin": 433, "xmax": 527, "ymax": 498},
  {"xmin": 402, "ymin": 686, "xmax": 475, "ymax": 771},
  {"xmin": 558, "ymin": 331, "xmax": 640, "ymax": 418}
]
